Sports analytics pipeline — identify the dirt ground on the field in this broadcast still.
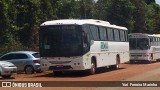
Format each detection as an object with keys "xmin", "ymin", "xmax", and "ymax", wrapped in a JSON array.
[
  {"xmin": 1, "ymin": 62, "xmax": 160, "ymax": 81},
  {"xmin": 1, "ymin": 62, "xmax": 160, "ymax": 90},
  {"xmin": 0, "ymin": 62, "xmax": 160, "ymax": 81}
]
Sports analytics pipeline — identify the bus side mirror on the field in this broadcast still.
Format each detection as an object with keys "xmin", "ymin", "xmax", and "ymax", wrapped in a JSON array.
[
  {"xmin": 90, "ymin": 40, "xmax": 94, "ymax": 45},
  {"xmin": 82, "ymin": 31, "xmax": 88, "ymax": 43},
  {"xmin": 82, "ymin": 31, "xmax": 91, "ymax": 53}
]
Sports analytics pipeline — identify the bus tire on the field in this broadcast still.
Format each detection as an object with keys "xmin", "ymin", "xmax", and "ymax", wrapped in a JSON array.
[
  {"xmin": 111, "ymin": 55, "xmax": 120, "ymax": 70},
  {"xmin": 53, "ymin": 71, "xmax": 62, "ymax": 76},
  {"xmin": 146, "ymin": 60, "xmax": 152, "ymax": 64},
  {"xmin": 130, "ymin": 60, "xmax": 134, "ymax": 64},
  {"xmin": 2, "ymin": 75, "xmax": 11, "ymax": 78},
  {"xmin": 89, "ymin": 59, "xmax": 96, "ymax": 75}
]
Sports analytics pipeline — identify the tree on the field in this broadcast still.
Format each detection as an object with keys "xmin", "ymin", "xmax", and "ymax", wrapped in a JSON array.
[
  {"xmin": 79, "ymin": 0, "xmax": 95, "ymax": 19},
  {"xmin": 145, "ymin": 0, "xmax": 155, "ymax": 4},
  {"xmin": 131, "ymin": 0, "xmax": 147, "ymax": 33},
  {"xmin": 146, "ymin": 3, "xmax": 160, "ymax": 33},
  {"xmin": 0, "ymin": 0, "xmax": 25, "ymax": 53},
  {"xmin": 94, "ymin": 0, "xmax": 112, "ymax": 20},
  {"xmin": 0, "ymin": 0, "xmax": 160, "ymax": 53},
  {"xmin": 55, "ymin": 0, "xmax": 79, "ymax": 19},
  {"xmin": 107, "ymin": 0, "xmax": 135, "ymax": 33},
  {"xmin": 40, "ymin": 0, "xmax": 57, "ymax": 22}
]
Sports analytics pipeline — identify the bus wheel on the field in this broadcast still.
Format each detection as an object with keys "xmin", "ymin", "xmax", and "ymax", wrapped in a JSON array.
[
  {"xmin": 146, "ymin": 60, "xmax": 152, "ymax": 64},
  {"xmin": 2, "ymin": 75, "xmax": 11, "ymax": 78},
  {"xmin": 130, "ymin": 60, "xmax": 134, "ymax": 64},
  {"xmin": 89, "ymin": 60, "xmax": 96, "ymax": 75},
  {"xmin": 111, "ymin": 56, "xmax": 120, "ymax": 70},
  {"xmin": 115, "ymin": 57, "xmax": 120, "ymax": 69},
  {"xmin": 53, "ymin": 71, "xmax": 62, "ymax": 76}
]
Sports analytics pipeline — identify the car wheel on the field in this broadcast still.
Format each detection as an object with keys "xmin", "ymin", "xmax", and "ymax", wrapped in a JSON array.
[
  {"xmin": 53, "ymin": 71, "xmax": 63, "ymax": 76},
  {"xmin": 24, "ymin": 66, "xmax": 34, "ymax": 74},
  {"xmin": 2, "ymin": 75, "xmax": 11, "ymax": 78},
  {"xmin": 36, "ymin": 70, "xmax": 43, "ymax": 73}
]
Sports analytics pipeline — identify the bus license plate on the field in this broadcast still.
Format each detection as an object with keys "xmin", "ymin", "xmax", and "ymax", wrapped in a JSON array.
[{"xmin": 56, "ymin": 65, "xmax": 63, "ymax": 67}]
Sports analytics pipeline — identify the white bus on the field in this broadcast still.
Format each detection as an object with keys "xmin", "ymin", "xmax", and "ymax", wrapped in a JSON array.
[
  {"xmin": 129, "ymin": 33, "xmax": 160, "ymax": 63},
  {"xmin": 39, "ymin": 19, "xmax": 129, "ymax": 75}
]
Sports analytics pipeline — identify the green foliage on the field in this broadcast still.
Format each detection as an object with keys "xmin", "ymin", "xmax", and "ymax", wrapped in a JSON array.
[
  {"xmin": 146, "ymin": 3, "xmax": 160, "ymax": 33},
  {"xmin": 94, "ymin": 0, "xmax": 112, "ymax": 20},
  {"xmin": 0, "ymin": 0, "xmax": 160, "ymax": 53},
  {"xmin": 107, "ymin": 0, "xmax": 135, "ymax": 33},
  {"xmin": 56, "ymin": 0, "xmax": 77, "ymax": 19},
  {"xmin": 0, "ymin": 35, "xmax": 27, "ymax": 54},
  {"xmin": 131, "ymin": 0, "xmax": 148, "ymax": 33}
]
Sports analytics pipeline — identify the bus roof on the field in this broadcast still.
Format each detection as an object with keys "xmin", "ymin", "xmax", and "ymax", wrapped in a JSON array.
[
  {"xmin": 149, "ymin": 34, "xmax": 160, "ymax": 37},
  {"xmin": 40, "ymin": 19, "xmax": 128, "ymax": 30},
  {"xmin": 129, "ymin": 33, "xmax": 160, "ymax": 38}
]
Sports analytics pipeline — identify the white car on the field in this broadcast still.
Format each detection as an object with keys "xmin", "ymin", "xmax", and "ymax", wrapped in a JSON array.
[{"xmin": 0, "ymin": 61, "xmax": 17, "ymax": 78}]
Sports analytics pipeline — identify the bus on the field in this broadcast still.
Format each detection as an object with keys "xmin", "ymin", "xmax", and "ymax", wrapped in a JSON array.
[
  {"xmin": 39, "ymin": 19, "xmax": 129, "ymax": 75},
  {"xmin": 129, "ymin": 33, "xmax": 160, "ymax": 63}
]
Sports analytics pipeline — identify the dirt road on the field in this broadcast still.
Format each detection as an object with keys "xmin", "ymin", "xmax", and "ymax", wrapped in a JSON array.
[
  {"xmin": 1, "ymin": 62, "xmax": 160, "ymax": 90},
  {"xmin": 1, "ymin": 62, "xmax": 160, "ymax": 81}
]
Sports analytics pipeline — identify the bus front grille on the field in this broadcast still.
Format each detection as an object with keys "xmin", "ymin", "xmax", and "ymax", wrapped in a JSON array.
[
  {"xmin": 49, "ymin": 66, "xmax": 72, "ymax": 70},
  {"xmin": 49, "ymin": 61, "xmax": 71, "ymax": 64}
]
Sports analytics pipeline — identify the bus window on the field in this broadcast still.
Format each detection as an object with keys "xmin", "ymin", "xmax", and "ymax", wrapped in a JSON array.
[
  {"xmin": 107, "ymin": 28, "xmax": 114, "ymax": 41},
  {"xmin": 99, "ymin": 27, "xmax": 107, "ymax": 41},
  {"xmin": 129, "ymin": 38, "xmax": 137, "ymax": 50},
  {"xmin": 82, "ymin": 24, "xmax": 93, "ymax": 42},
  {"xmin": 120, "ymin": 30, "xmax": 125, "ymax": 41},
  {"xmin": 114, "ymin": 29, "xmax": 120, "ymax": 41},
  {"xmin": 137, "ymin": 38, "xmax": 149, "ymax": 50},
  {"xmin": 90, "ymin": 26, "xmax": 99, "ymax": 40},
  {"xmin": 124, "ymin": 31, "xmax": 128, "ymax": 41}
]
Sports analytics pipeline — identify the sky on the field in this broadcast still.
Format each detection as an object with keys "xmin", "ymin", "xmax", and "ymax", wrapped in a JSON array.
[{"xmin": 155, "ymin": 0, "xmax": 160, "ymax": 5}]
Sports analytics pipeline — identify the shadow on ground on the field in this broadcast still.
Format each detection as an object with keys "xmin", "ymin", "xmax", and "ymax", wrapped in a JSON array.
[
  {"xmin": 34, "ymin": 67, "xmax": 125, "ymax": 78},
  {"xmin": 0, "ymin": 77, "xmax": 15, "ymax": 80}
]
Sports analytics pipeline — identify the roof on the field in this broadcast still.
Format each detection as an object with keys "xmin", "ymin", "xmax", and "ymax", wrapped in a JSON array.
[
  {"xmin": 40, "ymin": 19, "xmax": 128, "ymax": 30},
  {"xmin": 9, "ymin": 51, "xmax": 38, "ymax": 54},
  {"xmin": 129, "ymin": 33, "xmax": 160, "ymax": 38},
  {"xmin": 149, "ymin": 34, "xmax": 160, "ymax": 37}
]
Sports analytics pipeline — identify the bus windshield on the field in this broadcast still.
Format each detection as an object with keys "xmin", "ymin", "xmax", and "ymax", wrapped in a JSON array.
[
  {"xmin": 40, "ymin": 25, "xmax": 83, "ymax": 57},
  {"xmin": 129, "ymin": 38, "xmax": 150, "ymax": 50}
]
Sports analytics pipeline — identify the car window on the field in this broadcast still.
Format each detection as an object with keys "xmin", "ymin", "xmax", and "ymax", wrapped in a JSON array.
[
  {"xmin": 32, "ymin": 53, "xmax": 40, "ymax": 58},
  {"xmin": 1, "ymin": 54, "xmax": 15, "ymax": 60},
  {"xmin": 0, "ymin": 53, "xmax": 28, "ymax": 60},
  {"xmin": 14, "ymin": 54, "xmax": 28, "ymax": 59}
]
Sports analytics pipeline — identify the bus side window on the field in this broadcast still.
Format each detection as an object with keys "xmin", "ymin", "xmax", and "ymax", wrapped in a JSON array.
[
  {"xmin": 114, "ymin": 29, "xmax": 120, "ymax": 41},
  {"xmin": 82, "ymin": 24, "xmax": 93, "ymax": 43},
  {"xmin": 90, "ymin": 25, "xmax": 99, "ymax": 41},
  {"xmin": 158, "ymin": 38, "xmax": 160, "ymax": 46},
  {"xmin": 120, "ymin": 30, "xmax": 125, "ymax": 41},
  {"xmin": 82, "ymin": 31, "xmax": 90, "ymax": 53},
  {"xmin": 99, "ymin": 27, "xmax": 107, "ymax": 41},
  {"xmin": 107, "ymin": 28, "xmax": 114, "ymax": 41},
  {"xmin": 124, "ymin": 31, "xmax": 128, "ymax": 41}
]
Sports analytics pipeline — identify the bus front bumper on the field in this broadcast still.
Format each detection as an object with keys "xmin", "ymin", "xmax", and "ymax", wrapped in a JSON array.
[{"xmin": 49, "ymin": 65, "xmax": 85, "ymax": 71}]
